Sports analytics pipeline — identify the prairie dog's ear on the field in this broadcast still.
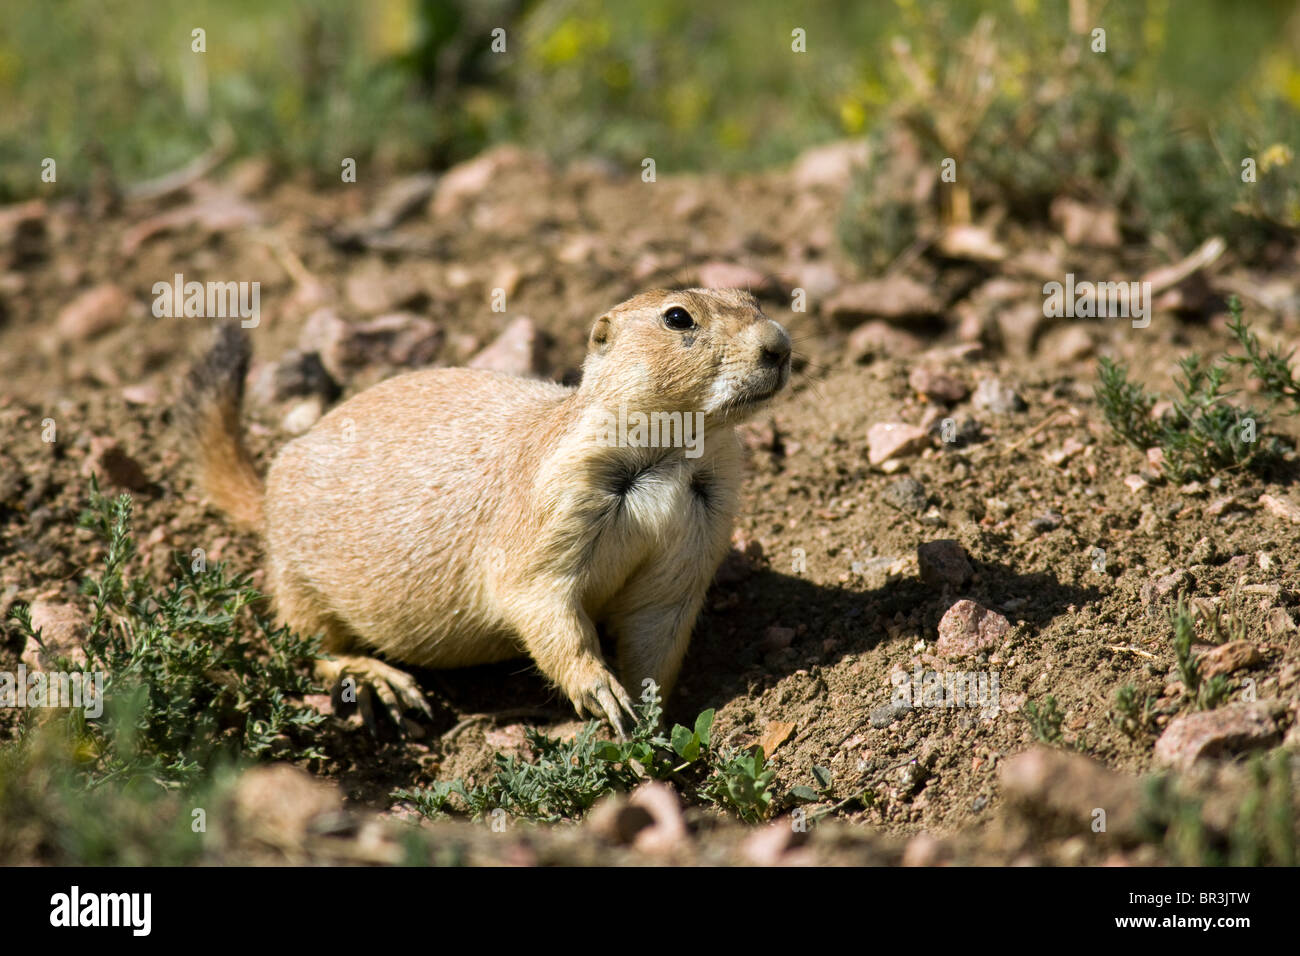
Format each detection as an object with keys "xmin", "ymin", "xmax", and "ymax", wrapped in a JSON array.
[{"xmin": 588, "ymin": 314, "xmax": 614, "ymax": 353}]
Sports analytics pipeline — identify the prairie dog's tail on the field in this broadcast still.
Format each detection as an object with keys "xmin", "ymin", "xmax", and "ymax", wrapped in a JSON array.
[{"xmin": 175, "ymin": 323, "xmax": 265, "ymax": 531}]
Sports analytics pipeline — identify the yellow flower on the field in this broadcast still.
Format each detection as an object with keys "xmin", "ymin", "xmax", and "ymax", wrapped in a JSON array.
[{"xmin": 1260, "ymin": 143, "xmax": 1293, "ymax": 173}]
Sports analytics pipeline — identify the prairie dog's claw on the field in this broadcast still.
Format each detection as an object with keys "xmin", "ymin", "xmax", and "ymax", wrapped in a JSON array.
[{"xmin": 319, "ymin": 655, "xmax": 434, "ymax": 736}]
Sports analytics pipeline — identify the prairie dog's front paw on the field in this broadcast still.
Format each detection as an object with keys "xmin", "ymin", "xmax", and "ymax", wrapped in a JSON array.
[{"xmin": 566, "ymin": 663, "xmax": 638, "ymax": 738}]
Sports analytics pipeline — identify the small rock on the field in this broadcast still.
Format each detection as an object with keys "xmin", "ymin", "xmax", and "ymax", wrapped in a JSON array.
[
  {"xmin": 21, "ymin": 599, "xmax": 88, "ymax": 670},
  {"xmin": 1001, "ymin": 747, "xmax": 1143, "ymax": 837},
  {"xmin": 1153, "ymin": 703, "xmax": 1279, "ymax": 770},
  {"xmin": 1123, "ymin": 474, "xmax": 1149, "ymax": 494},
  {"xmin": 57, "ymin": 283, "xmax": 131, "ymax": 340},
  {"xmin": 917, "ymin": 540, "xmax": 973, "ymax": 588},
  {"xmin": 1145, "ymin": 446, "xmax": 1165, "ymax": 476},
  {"xmin": 995, "ymin": 302, "xmax": 1047, "ymax": 356},
  {"xmin": 825, "ymin": 276, "xmax": 942, "ymax": 327},
  {"xmin": 883, "ymin": 477, "xmax": 928, "ymax": 514},
  {"xmin": 336, "ymin": 313, "xmax": 444, "ymax": 371},
  {"xmin": 627, "ymin": 781, "xmax": 688, "ymax": 855},
  {"xmin": 971, "ymin": 377, "xmax": 1026, "ymax": 414},
  {"xmin": 790, "ymin": 139, "xmax": 869, "ymax": 190},
  {"xmin": 588, "ymin": 795, "xmax": 654, "ymax": 845},
  {"xmin": 282, "ymin": 398, "xmax": 323, "ymax": 435},
  {"xmin": 845, "ymin": 321, "xmax": 924, "ymax": 362},
  {"xmin": 431, "ymin": 145, "xmax": 550, "ymax": 217},
  {"xmin": 1139, "ymin": 570, "xmax": 1195, "ymax": 605},
  {"xmin": 344, "ymin": 269, "xmax": 424, "ymax": 315},
  {"xmin": 697, "ymin": 261, "xmax": 772, "ymax": 293},
  {"xmin": 81, "ymin": 437, "xmax": 149, "ymax": 490},
  {"xmin": 867, "ymin": 422, "xmax": 929, "ymax": 465},
  {"xmin": 1043, "ymin": 325, "xmax": 1095, "ymax": 364},
  {"xmin": 1044, "ymin": 437, "xmax": 1085, "ymax": 466},
  {"xmin": 870, "ymin": 699, "xmax": 911, "ymax": 728},
  {"xmin": 741, "ymin": 821, "xmax": 806, "ymax": 866},
  {"xmin": 908, "ymin": 365, "xmax": 968, "ymax": 404},
  {"xmin": 1027, "ymin": 511, "xmax": 1064, "ymax": 535},
  {"xmin": 1049, "ymin": 196, "xmax": 1122, "ymax": 248},
  {"xmin": 231, "ymin": 764, "xmax": 346, "ymax": 847},
  {"xmin": 1198, "ymin": 642, "xmax": 1262, "ymax": 678},
  {"xmin": 1188, "ymin": 536, "xmax": 1216, "ymax": 565},
  {"xmin": 761, "ymin": 626, "xmax": 796, "ymax": 653},
  {"xmin": 782, "ymin": 259, "xmax": 841, "ymax": 302},
  {"xmin": 936, "ymin": 224, "xmax": 1006, "ymax": 263},
  {"xmin": 468, "ymin": 317, "xmax": 543, "ymax": 377},
  {"xmin": 935, "ymin": 600, "xmax": 1010, "ymax": 658},
  {"xmin": 1265, "ymin": 607, "xmax": 1295, "ymax": 638},
  {"xmin": 1258, "ymin": 493, "xmax": 1300, "ymax": 525},
  {"xmin": 121, "ymin": 384, "xmax": 160, "ymax": 406}
]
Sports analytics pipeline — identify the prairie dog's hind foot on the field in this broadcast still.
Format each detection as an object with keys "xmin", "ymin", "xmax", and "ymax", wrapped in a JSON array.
[{"xmin": 318, "ymin": 654, "xmax": 434, "ymax": 737}]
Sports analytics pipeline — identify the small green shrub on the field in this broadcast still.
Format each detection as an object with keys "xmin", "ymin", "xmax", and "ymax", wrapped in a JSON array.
[
  {"xmin": 1023, "ymin": 694, "xmax": 1064, "ymax": 745},
  {"xmin": 1096, "ymin": 298, "xmax": 1300, "ymax": 481},
  {"xmin": 7, "ymin": 477, "xmax": 324, "ymax": 789},
  {"xmin": 397, "ymin": 682, "xmax": 790, "ymax": 824}
]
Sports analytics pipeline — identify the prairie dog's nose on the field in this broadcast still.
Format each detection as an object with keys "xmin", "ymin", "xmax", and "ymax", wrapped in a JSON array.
[{"xmin": 758, "ymin": 320, "xmax": 792, "ymax": 368}]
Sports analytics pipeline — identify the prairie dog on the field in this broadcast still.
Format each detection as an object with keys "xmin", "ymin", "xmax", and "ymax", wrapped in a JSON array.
[{"xmin": 178, "ymin": 288, "xmax": 791, "ymax": 735}]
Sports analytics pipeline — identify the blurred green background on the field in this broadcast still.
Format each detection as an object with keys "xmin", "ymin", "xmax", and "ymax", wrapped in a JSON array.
[{"xmin": 1, "ymin": 0, "xmax": 1297, "ymax": 206}]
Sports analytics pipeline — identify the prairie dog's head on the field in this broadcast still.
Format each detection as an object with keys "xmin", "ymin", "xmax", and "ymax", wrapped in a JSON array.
[{"xmin": 580, "ymin": 288, "xmax": 791, "ymax": 423}]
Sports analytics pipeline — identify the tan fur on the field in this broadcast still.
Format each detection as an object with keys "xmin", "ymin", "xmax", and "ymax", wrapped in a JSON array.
[{"xmin": 183, "ymin": 289, "xmax": 791, "ymax": 734}]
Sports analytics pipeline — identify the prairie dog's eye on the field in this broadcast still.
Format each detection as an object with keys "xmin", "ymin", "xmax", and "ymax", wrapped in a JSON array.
[{"xmin": 663, "ymin": 306, "xmax": 694, "ymax": 331}]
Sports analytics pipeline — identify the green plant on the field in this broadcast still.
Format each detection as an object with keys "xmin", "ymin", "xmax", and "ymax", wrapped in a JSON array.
[
  {"xmin": 1023, "ymin": 695, "xmax": 1064, "ymax": 745},
  {"xmin": 398, "ymin": 679, "xmax": 799, "ymax": 824},
  {"xmin": 1111, "ymin": 683, "xmax": 1156, "ymax": 738},
  {"xmin": 397, "ymin": 685, "xmax": 722, "ymax": 823},
  {"xmin": 699, "ymin": 745, "xmax": 777, "ymax": 823},
  {"xmin": 1138, "ymin": 751, "xmax": 1297, "ymax": 866},
  {"xmin": 7, "ymin": 477, "xmax": 325, "ymax": 789},
  {"xmin": 1096, "ymin": 298, "xmax": 1298, "ymax": 481},
  {"xmin": 1169, "ymin": 596, "xmax": 1231, "ymax": 711}
]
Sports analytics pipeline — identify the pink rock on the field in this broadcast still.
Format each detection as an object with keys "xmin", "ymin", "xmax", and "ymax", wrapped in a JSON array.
[
  {"xmin": 867, "ymin": 422, "xmax": 929, "ymax": 465},
  {"xmin": 1198, "ymin": 642, "xmax": 1262, "ymax": 678},
  {"xmin": 761, "ymin": 626, "xmax": 796, "ymax": 652},
  {"xmin": 628, "ymin": 782, "xmax": 687, "ymax": 855},
  {"xmin": 908, "ymin": 365, "xmax": 968, "ymax": 404},
  {"xmin": 825, "ymin": 276, "xmax": 941, "ymax": 326},
  {"xmin": 1258, "ymin": 493, "xmax": 1300, "ymax": 525},
  {"xmin": 432, "ymin": 145, "xmax": 550, "ymax": 218},
  {"xmin": 20, "ymin": 599, "xmax": 88, "ymax": 670},
  {"xmin": 790, "ymin": 139, "xmax": 869, "ymax": 191},
  {"xmin": 1154, "ymin": 703, "xmax": 1279, "ymax": 770},
  {"xmin": 57, "ymin": 283, "xmax": 131, "ymax": 340},
  {"xmin": 846, "ymin": 321, "xmax": 923, "ymax": 362},
  {"xmin": 917, "ymin": 540, "xmax": 973, "ymax": 588},
  {"xmin": 697, "ymin": 261, "xmax": 772, "ymax": 293},
  {"xmin": 1050, "ymin": 196, "xmax": 1122, "ymax": 248},
  {"xmin": 936, "ymin": 600, "xmax": 1010, "ymax": 658},
  {"xmin": 468, "ymin": 317, "xmax": 542, "ymax": 377}
]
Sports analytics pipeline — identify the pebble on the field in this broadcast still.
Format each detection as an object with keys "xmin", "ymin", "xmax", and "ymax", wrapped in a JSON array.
[
  {"xmin": 917, "ymin": 539, "xmax": 973, "ymax": 588},
  {"xmin": 867, "ymin": 422, "xmax": 929, "ymax": 465},
  {"xmin": 468, "ymin": 316, "xmax": 543, "ymax": 377},
  {"xmin": 883, "ymin": 477, "xmax": 928, "ymax": 514},
  {"xmin": 935, "ymin": 600, "xmax": 1010, "ymax": 658},
  {"xmin": 971, "ymin": 377, "xmax": 1026, "ymax": 414},
  {"xmin": 1154, "ymin": 703, "xmax": 1279, "ymax": 770}
]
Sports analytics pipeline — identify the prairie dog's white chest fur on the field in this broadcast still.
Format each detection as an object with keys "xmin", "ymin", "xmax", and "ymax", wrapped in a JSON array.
[{"xmin": 538, "ymin": 418, "xmax": 744, "ymax": 619}]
